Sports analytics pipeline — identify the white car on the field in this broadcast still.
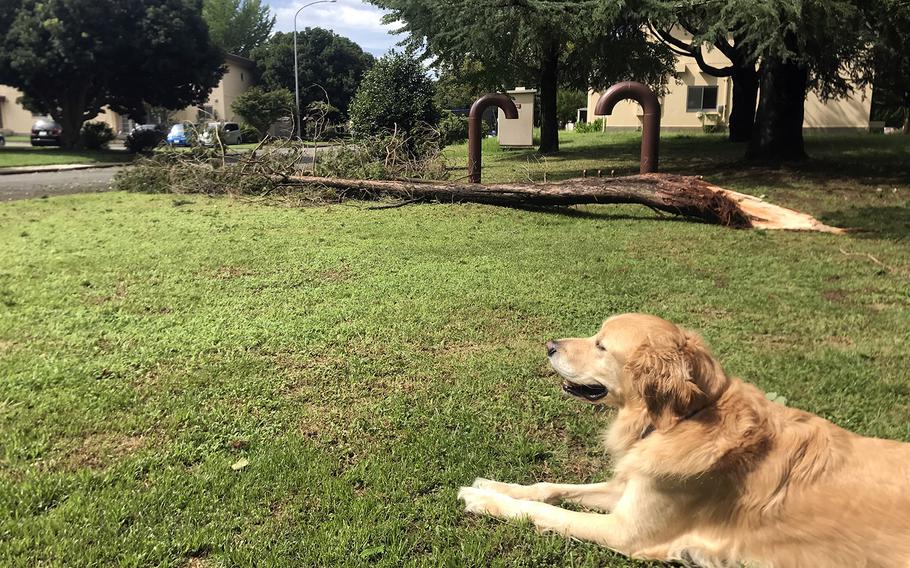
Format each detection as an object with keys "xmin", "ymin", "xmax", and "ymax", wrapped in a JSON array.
[{"xmin": 199, "ymin": 122, "xmax": 243, "ymax": 145}]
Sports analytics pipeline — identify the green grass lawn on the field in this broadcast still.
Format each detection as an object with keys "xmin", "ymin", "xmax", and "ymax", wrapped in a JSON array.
[
  {"xmin": 3, "ymin": 135, "xmax": 29, "ymax": 143},
  {"xmin": 0, "ymin": 132, "xmax": 908, "ymax": 567},
  {"xmin": 0, "ymin": 146, "xmax": 130, "ymax": 169}
]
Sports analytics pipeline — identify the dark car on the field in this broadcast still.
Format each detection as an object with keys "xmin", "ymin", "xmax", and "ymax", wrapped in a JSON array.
[
  {"xmin": 31, "ymin": 119, "xmax": 63, "ymax": 146},
  {"xmin": 125, "ymin": 124, "xmax": 166, "ymax": 153},
  {"xmin": 0, "ymin": 133, "xmax": 5, "ymax": 147}
]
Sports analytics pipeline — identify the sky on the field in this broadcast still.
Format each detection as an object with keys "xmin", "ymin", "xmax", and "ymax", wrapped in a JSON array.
[{"xmin": 266, "ymin": 0, "xmax": 404, "ymax": 57}]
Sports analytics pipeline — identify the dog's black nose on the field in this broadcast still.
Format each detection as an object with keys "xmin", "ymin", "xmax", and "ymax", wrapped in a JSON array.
[{"xmin": 546, "ymin": 340, "xmax": 558, "ymax": 357}]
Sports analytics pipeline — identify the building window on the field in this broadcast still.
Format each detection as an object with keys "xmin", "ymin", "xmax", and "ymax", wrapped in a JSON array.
[{"xmin": 686, "ymin": 86, "xmax": 718, "ymax": 112}]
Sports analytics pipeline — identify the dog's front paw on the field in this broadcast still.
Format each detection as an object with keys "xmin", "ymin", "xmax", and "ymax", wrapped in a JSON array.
[
  {"xmin": 471, "ymin": 477, "xmax": 508, "ymax": 491},
  {"xmin": 458, "ymin": 486, "xmax": 518, "ymax": 518}
]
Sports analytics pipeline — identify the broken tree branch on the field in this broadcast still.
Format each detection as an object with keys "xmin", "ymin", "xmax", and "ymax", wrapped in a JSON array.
[{"xmin": 283, "ymin": 173, "xmax": 844, "ymax": 233}]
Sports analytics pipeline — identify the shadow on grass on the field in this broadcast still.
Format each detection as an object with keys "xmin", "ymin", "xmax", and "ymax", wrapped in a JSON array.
[
  {"xmin": 509, "ymin": 203, "xmax": 699, "ymax": 225},
  {"xmin": 822, "ymin": 205, "xmax": 910, "ymax": 241},
  {"xmin": 540, "ymin": 133, "xmax": 910, "ymax": 190}
]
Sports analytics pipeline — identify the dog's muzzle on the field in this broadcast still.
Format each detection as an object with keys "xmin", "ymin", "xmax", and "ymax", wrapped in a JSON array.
[{"xmin": 562, "ymin": 380, "xmax": 608, "ymax": 401}]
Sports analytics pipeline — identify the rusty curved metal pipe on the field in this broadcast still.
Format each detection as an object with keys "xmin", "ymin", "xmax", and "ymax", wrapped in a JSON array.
[
  {"xmin": 594, "ymin": 81, "xmax": 661, "ymax": 174},
  {"xmin": 468, "ymin": 94, "xmax": 519, "ymax": 183}
]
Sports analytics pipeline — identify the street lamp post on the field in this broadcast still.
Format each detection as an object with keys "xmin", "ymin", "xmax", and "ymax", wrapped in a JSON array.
[{"xmin": 294, "ymin": 0, "xmax": 336, "ymax": 140}]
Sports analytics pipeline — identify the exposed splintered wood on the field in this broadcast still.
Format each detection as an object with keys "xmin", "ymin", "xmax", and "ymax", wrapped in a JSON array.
[{"xmin": 286, "ymin": 173, "xmax": 844, "ymax": 233}]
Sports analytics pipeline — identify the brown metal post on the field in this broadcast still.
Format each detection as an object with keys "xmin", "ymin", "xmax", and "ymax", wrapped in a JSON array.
[
  {"xmin": 468, "ymin": 94, "xmax": 519, "ymax": 183},
  {"xmin": 594, "ymin": 81, "xmax": 661, "ymax": 174}
]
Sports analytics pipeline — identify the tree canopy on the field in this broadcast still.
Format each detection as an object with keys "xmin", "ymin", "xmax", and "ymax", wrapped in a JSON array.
[
  {"xmin": 864, "ymin": 0, "xmax": 910, "ymax": 133},
  {"xmin": 250, "ymin": 29, "xmax": 374, "ymax": 119},
  {"xmin": 349, "ymin": 52, "xmax": 439, "ymax": 138},
  {"xmin": 371, "ymin": 0, "xmax": 674, "ymax": 154},
  {"xmin": 0, "ymin": 0, "xmax": 224, "ymax": 148},
  {"xmin": 650, "ymin": 0, "xmax": 874, "ymax": 160},
  {"xmin": 231, "ymin": 87, "xmax": 295, "ymax": 139},
  {"xmin": 203, "ymin": 0, "xmax": 275, "ymax": 57}
]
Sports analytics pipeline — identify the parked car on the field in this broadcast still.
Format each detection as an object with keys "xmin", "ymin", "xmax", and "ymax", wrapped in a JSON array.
[
  {"xmin": 166, "ymin": 123, "xmax": 194, "ymax": 147},
  {"xmin": 30, "ymin": 119, "xmax": 63, "ymax": 146},
  {"xmin": 125, "ymin": 124, "xmax": 166, "ymax": 153},
  {"xmin": 199, "ymin": 122, "xmax": 243, "ymax": 146},
  {"xmin": 0, "ymin": 133, "xmax": 5, "ymax": 147}
]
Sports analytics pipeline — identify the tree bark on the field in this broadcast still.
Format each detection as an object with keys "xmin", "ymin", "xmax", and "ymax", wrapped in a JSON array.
[
  {"xmin": 284, "ymin": 173, "xmax": 843, "ymax": 233},
  {"xmin": 903, "ymin": 109, "xmax": 910, "ymax": 135},
  {"xmin": 747, "ymin": 58, "xmax": 809, "ymax": 162},
  {"xmin": 729, "ymin": 64, "xmax": 759, "ymax": 143},
  {"xmin": 56, "ymin": 89, "xmax": 91, "ymax": 149},
  {"xmin": 57, "ymin": 105, "xmax": 85, "ymax": 149},
  {"xmin": 537, "ymin": 42, "xmax": 560, "ymax": 155}
]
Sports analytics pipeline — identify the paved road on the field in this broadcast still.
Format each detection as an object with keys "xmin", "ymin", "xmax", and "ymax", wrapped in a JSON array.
[
  {"xmin": 0, "ymin": 167, "xmax": 121, "ymax": 202},
  {"xmin": 0, "ymin": 145, "xmax": 322, "ymax": 202}
]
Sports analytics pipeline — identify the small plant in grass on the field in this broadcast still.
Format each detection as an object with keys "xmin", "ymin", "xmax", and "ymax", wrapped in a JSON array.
[
  {"xmin": 574, "ymin": 119, "xmax": 604, "ymax": 134},
  {"xmin": 80, "ymin": 121, "xmax": 115, "ymax": 150}
]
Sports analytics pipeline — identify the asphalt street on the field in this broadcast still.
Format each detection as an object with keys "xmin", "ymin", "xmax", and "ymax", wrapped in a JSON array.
[{"xmin": 0, "ymin": 167, "xmax": 121, "ymax": 201}]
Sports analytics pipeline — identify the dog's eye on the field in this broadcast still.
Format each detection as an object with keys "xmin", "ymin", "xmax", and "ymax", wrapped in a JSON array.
[{"xmin": 596, "ymin": 342, "xmax": 606, "ymax": 351}]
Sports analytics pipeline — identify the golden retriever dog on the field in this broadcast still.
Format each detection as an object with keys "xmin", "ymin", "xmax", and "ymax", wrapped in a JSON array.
[{"xmin": 458, "ymin": 313, "xmax": 910, "ymax": 567}]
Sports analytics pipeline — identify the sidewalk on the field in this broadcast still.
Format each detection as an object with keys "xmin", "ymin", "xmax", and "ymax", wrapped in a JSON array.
[{"xmin": 0, "ymin": 162, "xmax": 129, "ymax": 176}]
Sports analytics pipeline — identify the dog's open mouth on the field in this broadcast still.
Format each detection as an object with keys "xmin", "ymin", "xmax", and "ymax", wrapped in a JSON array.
[{"xmin": 562, "ymin": 380, "xmax": 608, "ymax": 401}]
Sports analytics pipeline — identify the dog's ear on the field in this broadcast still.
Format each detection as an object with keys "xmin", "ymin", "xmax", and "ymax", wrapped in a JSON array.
[{"xmin": 626, "ymin": 329, "xmax": 726, "ymax": 432}]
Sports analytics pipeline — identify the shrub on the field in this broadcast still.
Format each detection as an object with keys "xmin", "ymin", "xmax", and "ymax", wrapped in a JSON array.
[
  {"xmin": 239, "ymin": 123, "xmax": 261, "ymax": 143},
  {"xmin": 80, "ymin": 121, "xmax": 115, "ymax": 150},
  {"xmin": 438, "ymin": 111, "xmax": 468, "ymax": 146},
  {"xmin": 232, "ymin": 87, "xmax": 295, "ymax": 139},
  {"xmin": 573, "ymin": 119, "xmax": 604, "ymax": 134},
  {"xmin": 349, "ymin": 52, "xmax": 439, "ymax": 140},
  {"xmin": 125, "ymin": 128, "xmax": 165, "ymax": 153}
]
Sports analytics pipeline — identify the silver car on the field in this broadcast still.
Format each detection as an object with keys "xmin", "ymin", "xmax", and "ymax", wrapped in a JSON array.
[{"xmin": 199, "ymin": 121, "xmax": 243, "ymax": 145}]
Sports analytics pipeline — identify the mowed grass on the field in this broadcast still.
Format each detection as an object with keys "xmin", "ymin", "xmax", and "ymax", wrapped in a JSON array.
[
  {"xmin": 0, "ymin": 133, "xmax": 909, "ymax": 567},
  {"xmin": 0, "ymin": 146, "xmax": 130, "ymax": 168}
]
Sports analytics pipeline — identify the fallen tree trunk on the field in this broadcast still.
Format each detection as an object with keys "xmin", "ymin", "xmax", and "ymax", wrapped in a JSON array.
[{"xmin": 286, "ymin": 173, "xmax": 843, "ymax": 233}]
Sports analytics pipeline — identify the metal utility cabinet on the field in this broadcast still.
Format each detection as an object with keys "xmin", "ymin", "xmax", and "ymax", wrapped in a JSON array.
[{"xmin": 497, "ymin": 88, "xmax": 535, "ymax": 148}]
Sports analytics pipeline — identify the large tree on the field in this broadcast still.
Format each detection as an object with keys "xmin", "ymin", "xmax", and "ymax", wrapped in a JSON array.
[
  {"xmin": 372, "ymin": 0, "xmax": 674, "ymax": 154},
  {"xmin": 250, "ymin": 29, "xmax": 374, "ymax": 119},
  {"xmin": 646, "ymin": 13, "xmax": 759, "ymax": 143},
  {"xmin": 0, "ymin": 0, "xmax": 224, "ymax": 149},
  {"xmin": 864, "ymin": 0, "xmax": 910, "ymax": 134},
  {"xmin": 203, "ymin": 0, "xmax": 274, "ymax": 57},
  {"xmin": 656, "ymin": 0, "xmax": 871, "ymax": 161}
]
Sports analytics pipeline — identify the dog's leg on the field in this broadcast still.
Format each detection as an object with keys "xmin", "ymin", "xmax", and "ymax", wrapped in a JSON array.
[
  {"xmin": 458, "ymin": 486, "xmax": 640, "ymax": 553},
  {"xmin": 471, "ymin": 478, "xmax": 625, "ymax": 512}
]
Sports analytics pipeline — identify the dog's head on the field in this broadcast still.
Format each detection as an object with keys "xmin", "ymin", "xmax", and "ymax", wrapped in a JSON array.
[{"xmin": 547, "ymin": 314, "xmax": 728, "ymax": 431}]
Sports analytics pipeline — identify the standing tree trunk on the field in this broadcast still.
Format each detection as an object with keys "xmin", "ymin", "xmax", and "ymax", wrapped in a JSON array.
[
  {"xmin": 537, "ymin": 42, "xmax": 560, "ymax": 155},
  {"xmin": 57, "ymin": 107, "xmax": 85, "ymax": 149},
  {"xmin": 729, "ymin": 64, "xmax": 759, "ymax": 143},
  {"xmin": 747, "ymin": 57, "xmax": 808, "ymax": 162},
  {"xmin": 55, "ymin": 89, "xmax": 92, "ymax": 150},
  {"xmin": 903, "ymin": 106, "xmax": 910, "ymax": 135}
]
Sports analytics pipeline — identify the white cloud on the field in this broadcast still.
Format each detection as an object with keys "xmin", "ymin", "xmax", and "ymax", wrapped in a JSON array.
[{"xmin": 268, "ymin": 0, "xmax": 403, "ymax": 56}]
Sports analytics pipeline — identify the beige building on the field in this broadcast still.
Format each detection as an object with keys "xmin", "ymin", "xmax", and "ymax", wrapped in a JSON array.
[
  {"xmin": 584, "ymin": 39, "xmax": 872, "ymax": 132},
  {"xmin": 172, "ymin": 54, "xmax": 255, "ymax": 124},
  {"xmin": 0, "ymin": 54, "xmax": 255, "ymax": 135}
]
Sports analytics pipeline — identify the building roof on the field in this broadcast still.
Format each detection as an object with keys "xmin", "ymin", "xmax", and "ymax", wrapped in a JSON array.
[{"xmin": 224, "ymin": 53, "xmax": 256, "ymax": 69}]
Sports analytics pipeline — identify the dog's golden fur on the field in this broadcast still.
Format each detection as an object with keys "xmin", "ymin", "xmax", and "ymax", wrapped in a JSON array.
[{"xmin": 458, "ymin": 314, "xmax": 910, "ymax": 567}]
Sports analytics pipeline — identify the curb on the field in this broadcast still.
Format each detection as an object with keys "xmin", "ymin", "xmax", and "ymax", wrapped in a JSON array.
[{"xmin": 0, "ymin": 163, "xmax": 130, "ymax": 176}]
